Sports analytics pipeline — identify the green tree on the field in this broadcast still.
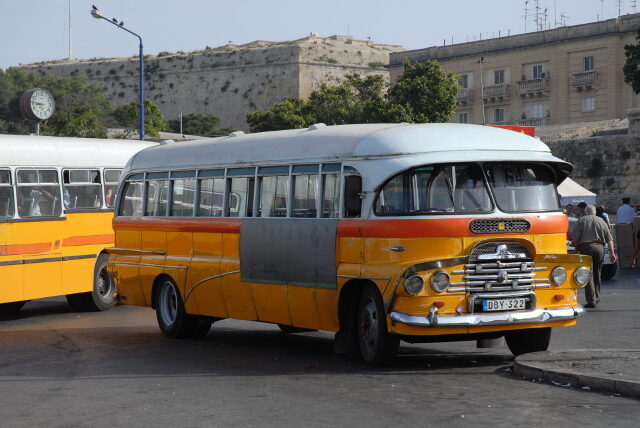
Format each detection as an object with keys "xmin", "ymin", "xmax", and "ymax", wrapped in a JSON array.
[
  {"xmin": 166, "ymin": 113, "xmax": 234, "ymax": 136},
  {"xmin": 246, "ymin": 61, "xmax": 458, "ymax": 132},
  {"xmin": 387, "ymin": 59, "xmax": 459, "ymax": 123},
  {"xmin": 0, "ymin": 69, "xmax": 114, "ymax": 137},
  {"xmin": 114, "ymin": 100, "xmax": 166, "ymax": 139},
  {"xmin": 623, "ymin": 28, "xmax": 640, "ymax": 94}
]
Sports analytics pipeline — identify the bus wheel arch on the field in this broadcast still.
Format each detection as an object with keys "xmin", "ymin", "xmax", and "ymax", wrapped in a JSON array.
[
  {"xmin": 336, "ymin": 279, "xmax": 368, "ymax": 356},
  {"xmin": 152, "ymin": 275, "xmax": 212, "ymax": 339},
  {"xmin": 66, "ymin": 252, "xmax": 116, "ymax": 312}
]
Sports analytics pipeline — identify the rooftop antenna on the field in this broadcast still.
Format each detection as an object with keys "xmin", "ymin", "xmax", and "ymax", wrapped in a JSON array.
[
  {"xmin": 618, "ymin": 0, "xmax": 622, "ymax": 17},
  {"xmin": 560, "ymin": 13, "xmax": 569, "ymax": 26},
  {"xmin": 633, "ymin": 0, "xmax": 637, "ymax": 13},
  {"xmin": 534, "ymin": 0, "xmax": 541, "ymax": 31},
  {"xmin": 524, "ymin": 1, "xmax": 529, "ymax": 33},
  {"xmin": 543, "ymin": 8, "xmax": 549, "ymax": 30}
]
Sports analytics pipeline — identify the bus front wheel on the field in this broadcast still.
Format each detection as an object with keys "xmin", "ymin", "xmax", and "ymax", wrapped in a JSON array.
[
  {"xmin": 66, "ymin": 254, "xmax": 116, "ymax": 312},
  {"xmin": 154, "ymin": 278, "xmax": 212, "ymax": 339},
  {"xmin": 505, "ymin": 327, "xmax": 551, "ymax": 356},
  {"xmin": 357, "ymin": 286, "xmax": 399, "ymax": 366},
  {"xmin": 0, "ymin": 301, "xmax": 27, "ymax": 319}
]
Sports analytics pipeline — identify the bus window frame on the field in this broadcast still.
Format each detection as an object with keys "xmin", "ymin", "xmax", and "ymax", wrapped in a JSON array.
[
  {"xmin": 103, "ymin": 168, "xmax": 123, "ymax": 210},
  {"xmin": 15, "ymin": 168, "xmax": 64, "ymax": 219},
  {"xmin": 0, "ymin": 168, "xmax": 16, "ymax": 219},
  {"xmin": 196, "ymin": 169, "xmax": 226, "ymax": 218},
  {"xmin": 291, "ymin": 164, "xmax": 320, "ymax": 218},
  {"xmin": 226, "ymin": 167, "xmax": 256, "ymax": 218},
  {"xmin": 62, "ymin": 168, "xmax": 103, "ymax": 212},
  {"xmin": 257, "ymin": 165, "xmax": 291, "ymax": 218},
  {"xmin": 169, "ymin": 170, "xmax": 196, "ymax": 217}
]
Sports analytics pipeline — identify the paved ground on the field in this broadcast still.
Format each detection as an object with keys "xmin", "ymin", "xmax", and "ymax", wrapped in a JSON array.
[{"xmin": 0, "ymin": 268, "xmax": 639, "ymax": 427}]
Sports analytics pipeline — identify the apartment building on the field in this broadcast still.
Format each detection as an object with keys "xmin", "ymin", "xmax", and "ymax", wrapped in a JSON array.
[{"xmin": 389, "ymin": 14, "xmax": 640, "ymax": 126}]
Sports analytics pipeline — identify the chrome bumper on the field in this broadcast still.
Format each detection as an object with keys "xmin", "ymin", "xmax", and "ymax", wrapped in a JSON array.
[{"xmin": 390, "ymin": 306, "xmax": 585, "ymax": 328}]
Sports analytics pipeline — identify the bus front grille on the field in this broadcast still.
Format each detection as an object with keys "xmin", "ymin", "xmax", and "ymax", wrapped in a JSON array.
[{"xmin": 469, "ymin": 218, "xmax": 531, "ymax": 234}]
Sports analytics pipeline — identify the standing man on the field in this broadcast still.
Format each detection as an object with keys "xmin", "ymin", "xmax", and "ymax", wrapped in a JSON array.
[
  {"xmin": 616, "ymin": 197, "xmax": 635, "ymax": 224},
  {"xmin": 571, "ymin": 205, "xmax": 617, "ymax": 308}
]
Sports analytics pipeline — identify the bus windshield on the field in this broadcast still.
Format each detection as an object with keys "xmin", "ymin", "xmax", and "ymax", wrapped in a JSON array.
[{"xmin": 374, "ymin": 162, "xmax": 559, "ymax": 216}]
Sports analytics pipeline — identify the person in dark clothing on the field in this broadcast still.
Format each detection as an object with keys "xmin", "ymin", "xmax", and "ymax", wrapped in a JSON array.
[{"xmin": 570, "ymin": 204, "xmax": 617, "ymax": 308}]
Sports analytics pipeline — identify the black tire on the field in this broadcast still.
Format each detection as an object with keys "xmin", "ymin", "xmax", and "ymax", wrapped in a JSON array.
[
  {"xmin": 601, "ymin": 263, "xmax": 617, "ymax": 280},
  {"xmin": 66, "ymin": 254, "xmax": 116, "ymax": 312},
  {"xmin": 154, "ymin": 278, "xmax": 212, "ymax": 339},
  {"xmin": 277, "ymin": 324, "xmax": 317, "ymax": 333},
  {"xmin": 0, "ymin": 301, "xmax": 26, "ymax": 319},
  {"xmin": 357, "ymin": 286, "xmax": 400, "ymax": 366},
  {"xmin": 505, "ymin": 327, "xmax": 551, "ymax": 356}
]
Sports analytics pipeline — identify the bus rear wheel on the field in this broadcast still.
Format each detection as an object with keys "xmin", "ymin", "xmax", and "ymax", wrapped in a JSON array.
[
  {"xmin": 155, "ymin": 278, "xmax": 212, "ymax": 339},
  {"xmin": 66, "ymin": 254, "xmax": 116, "ymax": 312},
  {"xmin": 505, "ymin": 327, "xmax": 551, "ymax": 356},
  {"xmin": 0, "ymin": 301, "xmax": 27, "ymax": 319},
  {"xmin": 357, "ymin": 286, "xmax": 399, "ymax": 366}
]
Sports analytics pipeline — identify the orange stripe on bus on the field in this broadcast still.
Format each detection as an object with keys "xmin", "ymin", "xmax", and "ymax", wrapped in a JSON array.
[
  {"xmin": 113, "ymin": 217, "xmax": 242, "ymax": 233},
  {"xmin": 62, "ymin": 234, "xmax": 114, "ymax": 247},
  {"xmin": 0, "ymin": 242, "xmax": 51, "ymax": 256},
  {"xmin": 338, "ymin": 215, "xmax": 568, "ymax": 238}
]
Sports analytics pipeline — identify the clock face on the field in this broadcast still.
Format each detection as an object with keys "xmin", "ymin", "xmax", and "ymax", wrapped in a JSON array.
[{"xmin": 29, "ymin": 89, "xmax": 55, "ymax": 120}]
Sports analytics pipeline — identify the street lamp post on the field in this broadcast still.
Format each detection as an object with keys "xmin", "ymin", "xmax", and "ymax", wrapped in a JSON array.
[
  {"xmin": 91, "ymin": 6, "xmax": 145, "ymax": 140},
  {"xmin": 478, "ymin": 56, "xmax": 486, "ymax": 125}
]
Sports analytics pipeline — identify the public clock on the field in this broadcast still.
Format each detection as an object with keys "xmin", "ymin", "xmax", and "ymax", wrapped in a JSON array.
[{"xmin": 19, "ymin": 88, "xmax": 55, "ymax": 121}]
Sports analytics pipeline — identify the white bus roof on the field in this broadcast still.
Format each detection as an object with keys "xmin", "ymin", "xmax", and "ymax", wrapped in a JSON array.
[
  {"xmin": 126, "ymin": 123, "xmax": 572, "ymax": 181},
  {"xmin": 0, "ymin": 134, "xmax": 156, "ymax": 168}
]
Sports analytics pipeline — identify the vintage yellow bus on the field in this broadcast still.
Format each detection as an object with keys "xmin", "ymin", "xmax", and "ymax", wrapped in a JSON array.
[
  {"xmin": 0, "ymin": 134, "xmax": 154, "ymax": 317},
  {"xmin": 109, "ymin": 123, "xmax": 591, "ymax": 365}
]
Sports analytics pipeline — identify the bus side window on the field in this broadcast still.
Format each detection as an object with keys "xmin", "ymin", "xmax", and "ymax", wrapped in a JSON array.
[
  {"xmin": 227, "ymin": 168, "xmax": 256, "ymax": 217},
  {"xmin": 0, "ymin": 170, "xmax": 15, "ymax": 218},
  {"xmin": 171, "ymin": 176, "xmax": 196, "ymax": 217},
  {"xmin": 63, "ymin": 169, "xmax": 102, "ymax": 210},
  {"xmin": 16, "ymin": 169, "xmax": 62, "ymax": 218},
  {"xmin": 321, "ymin": 164, "xmax": 341, "ymax": 218},
  {"xmin": 292, "ymin": 164, "xmax": 319, "ymax": 218},
  {"xmin": 104, "ymin": 169, "xmax": 122, "ymax": 208},
  {"xmin": 119, "ymin": 175, "xmax": 144, "ymax": 216}
]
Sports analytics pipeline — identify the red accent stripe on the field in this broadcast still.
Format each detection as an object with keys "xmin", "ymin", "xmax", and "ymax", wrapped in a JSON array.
[
  {"xmin": 113, "ymin": 217, "xmax": 242, "ymax": 233},
  {"xmin": 0, "ymin": 242, "xmax": 51, "ymax": 256},
  {"xmin": 337, "ymin": 215, "xmax": 567, "ymax": 238}
]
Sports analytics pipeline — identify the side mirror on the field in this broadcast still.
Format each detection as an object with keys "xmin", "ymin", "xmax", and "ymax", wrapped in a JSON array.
[{"xmin": 344, "ymin": 175, "xmax": 362, "ymax": 218}]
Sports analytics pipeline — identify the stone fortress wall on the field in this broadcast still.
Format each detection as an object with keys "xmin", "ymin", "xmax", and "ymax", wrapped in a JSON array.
[{"xmin": 17, "ymin": 35, "xmax": 401, "ymax": 131}]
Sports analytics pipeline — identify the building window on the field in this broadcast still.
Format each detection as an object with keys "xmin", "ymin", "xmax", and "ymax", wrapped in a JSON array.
[
  {"xmin": 494, "ymin": 69, "xmax": 505, "ymax": 84},
  {"xmin": 582, "ymin": 97, "xmax": 595, "ymax": 111},
  {"xmin": 493, "ymin": 108, "xmax": 505, "ymax": 123},
  {"xmin": 583, "ymin": 56, "xmax": 594, "ymax": 71},
  {"xmin": 458, "ymin": 112, "xmax": 468, "ymax": 123},
  {"xmin": 532, "ymin": 104, "xmax": 545, "ymax": 118},
  {"xmin": 458, "ymin": 74, "xmax": 469, "ymax": 89},
  {"xmin": 532, "ymin": 64, "xmax": 543, "ymax": 79}
]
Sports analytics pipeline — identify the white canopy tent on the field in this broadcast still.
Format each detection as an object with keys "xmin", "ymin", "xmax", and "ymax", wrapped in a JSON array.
[{"xmin": 557, "ymin": 177, "xmax": 597, "ymax": 206}]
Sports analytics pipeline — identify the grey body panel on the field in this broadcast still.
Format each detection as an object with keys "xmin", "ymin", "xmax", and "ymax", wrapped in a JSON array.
[{"xmin": 240, "ymin": 218, "xmax": 338, "ymax": 289}]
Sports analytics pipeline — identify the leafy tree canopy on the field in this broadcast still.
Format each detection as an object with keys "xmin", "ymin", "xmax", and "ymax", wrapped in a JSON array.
[
  {"xmin": 246, "ymin": 60, "xmax": 458, "ymax": 132},
  {"xmin": 114, "ymin": 99, "xmax": 166, "ymax": 139},
  {"xmin": 0, "ymin": 68, "xmax": 113, "ymax": 138},
  {"xmin": 166, "ymin": 113, "xmax": 234, "ymax": 137},
  {"xmin": 623, "ymin": 29, "xmax": 640, "ymax": 94}
]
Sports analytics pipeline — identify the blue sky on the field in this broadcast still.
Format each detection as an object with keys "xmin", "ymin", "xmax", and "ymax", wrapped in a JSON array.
[{"xmin": 0, "ymin": 0, "xmax": 634, "ymax": 70}]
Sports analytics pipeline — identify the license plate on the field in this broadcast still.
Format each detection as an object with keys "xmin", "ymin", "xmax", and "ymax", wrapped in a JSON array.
[{"xmin": 482, "ymin": 298, "xmax": 526, "ymax": 311}]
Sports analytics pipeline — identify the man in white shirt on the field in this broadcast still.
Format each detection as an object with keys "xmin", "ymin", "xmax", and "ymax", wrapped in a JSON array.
[{"xmin": 616, "ymin": 198, "xmax": 635, "ymax": 224}]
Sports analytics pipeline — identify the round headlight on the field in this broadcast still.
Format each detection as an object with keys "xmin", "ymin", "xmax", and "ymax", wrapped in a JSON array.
[
  {"xmin": 431, "ymin": 271, "xmax": 450, "ymax": 293},
  {"xmin": 573, "ymin": 266, "xmax": 591, "ymax": 287},
  {"xmin": 550, "ymin": 266, "xmax": 567, "ymax": 286},
  {"xmin": 404, "ymin": 275, "xmax": 424, "ymax": 295}
]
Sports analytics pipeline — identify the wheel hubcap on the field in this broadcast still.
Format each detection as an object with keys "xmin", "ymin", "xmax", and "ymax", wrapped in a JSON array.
[
  {"xmin": 96, "ymin": 268, "xmax": 114, "ymax": 301},
  {"xmin": 159, "ymin": 282, "xmax": 178, "ymax": 326}
]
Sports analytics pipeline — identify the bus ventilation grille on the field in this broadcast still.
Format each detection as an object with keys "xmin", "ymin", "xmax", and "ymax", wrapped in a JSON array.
[{"xmin": 469, "ymin": 218, "xmax": 530, "ymax": 234}]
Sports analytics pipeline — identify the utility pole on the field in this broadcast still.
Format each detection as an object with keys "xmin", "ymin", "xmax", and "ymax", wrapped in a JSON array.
[
  {"xmin": 478, "ymin": 56, "xmax": 486, "ymax": 125},
  {"xmin": 68, "ymin": 0, "xmax": 72, "ymax": 59}
]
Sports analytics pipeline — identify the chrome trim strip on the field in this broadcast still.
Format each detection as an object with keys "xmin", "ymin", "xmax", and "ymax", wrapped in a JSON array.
[
  {"xmin": 337, "ymin": 275, "xmax": 392, "ymax": 281},
  {"xmin": 184, "ymin": 270, "xmax": 241, "ymax": 302},
  {"xmin": 107, "ymin": 247, "xmax": 166, "ymax": 255},
  {"xmin": 404, "ymin": 257, "xmax": 469, "ymax": 277},
  {"xmin": 390, "ymin": 306, "xmax": 585, "ymax": 328}
]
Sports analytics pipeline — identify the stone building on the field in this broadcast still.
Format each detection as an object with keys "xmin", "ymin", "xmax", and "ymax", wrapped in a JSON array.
[
  {"xmin": 17, "ymin": 35, "xmax": 401, "ymax": 132},
  {"xmin": 389, "ymin": 14, "xmax": 640, "ymax": 127}
]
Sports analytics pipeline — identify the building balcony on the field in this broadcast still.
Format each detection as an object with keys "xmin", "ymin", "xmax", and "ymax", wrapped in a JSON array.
[
  {"xmin": 571, "ymin": 71, "xmax": 597, "ymax": 89},
  {"xmin": 517, "ymin": 118, "xmax": 549, "ymax": 126},
  {"xmin": 457, "ymin": 87, "xmax": 473, "ymax": 103},
  {"xmin": 481, "ymin": 84, "xmax": 510, "ymax": 101},
  {"xmin": 516, "ymin": 78, "xmax": 549, "ymax": 96}
]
